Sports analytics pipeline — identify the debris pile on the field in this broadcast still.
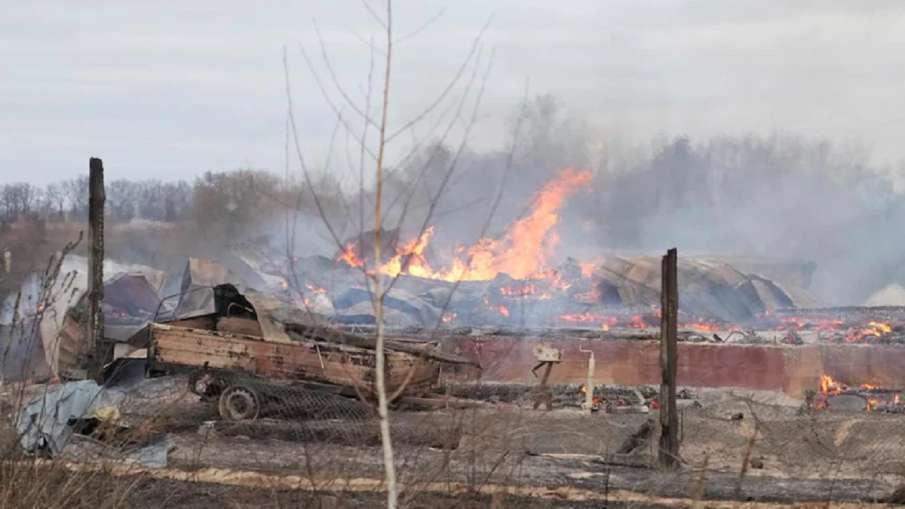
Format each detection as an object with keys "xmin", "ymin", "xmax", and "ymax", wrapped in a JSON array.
[{"xmin": 809, "ymin": 374, "xmax": 905, "ymax": 413}]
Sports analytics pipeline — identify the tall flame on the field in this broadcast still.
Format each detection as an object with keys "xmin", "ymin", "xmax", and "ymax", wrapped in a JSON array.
[
  {"xmin": 338, "ymin": 168, "xmax": 593, "ymax": 282},
  {"xmin": 379, "ymin": 226, "xmax": 436, "ymax": 278},
  {"xmin": 442, "ymin": 168, "xmax": 592, "ymax": 281}
]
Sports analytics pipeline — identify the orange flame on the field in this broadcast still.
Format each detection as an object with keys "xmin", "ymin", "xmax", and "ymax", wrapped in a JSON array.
[
  {"xmin": 444, "ymin": 169, "xmax": 591, "ymax": 281},
  {"xmin": 578, "ymin": 258, "xmax": 600, "ymax": 278},
  {"xmin": 846, "ymin": 321, "xmax": 893, "ymax": 342},
  {"xmin": 820, "ymin": 374, "xmax": 843, "ymax": 395},
  {"xmin": 337, "ymin": 169, "xmax": 593, "ymax": 283},
  {"xmin": 305, "ymin": 283, "xmax": 327, "ymax": 294},
  {"xmin": 629, "ymin": 315, "xmax": 647, "ymax": 329},
  {"xmin": 379, "ymin": 226, "xmax": 436, "ymax": 278},
  {"xmin": 338, "ymin": 242, "xmax": 364, "ymax": 268},
  {"xmin": 684, "ymin": 322, "xmax": 721, "ymax": 333}
]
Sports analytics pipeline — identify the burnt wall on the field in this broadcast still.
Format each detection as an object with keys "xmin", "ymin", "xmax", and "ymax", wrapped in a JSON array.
[{"xmin": 447, "ymin": 337, "xmax": 905, "ymax": 397}]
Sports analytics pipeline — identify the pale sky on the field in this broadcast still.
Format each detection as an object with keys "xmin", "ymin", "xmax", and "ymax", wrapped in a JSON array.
[{"xmin": 3, "ymin": 1, "xmax": 905, "ymax": 185}]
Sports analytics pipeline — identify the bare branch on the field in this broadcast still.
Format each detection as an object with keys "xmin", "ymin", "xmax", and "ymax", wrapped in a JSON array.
[
  {"xmin": 313, "ymin": 21, "xmax": 381, "ymax": 131},
  {"xmin": 360, "ymin": 0, "xmax": 388, "ymax": 30},
  {"xmin": 283, "ymin": 46, "xmax": 352, "ymax": 258},
  {"xmin": 382, "ymin": 48, "xmax": 494, "ymax": 298},
  {"xmin": 386, "ymin": 17, "xmax": 491, "ymax": 143},
  {"xmin": 427, "ymin": 76, "xmax": 529, "ymax": 334},
  {"xmin": 395, "ymin": 7, "xmax": 446, "ymax": 45},
  {"xmin": 297, "ymin": 42, "xmax": 378, "ymax": 161}
]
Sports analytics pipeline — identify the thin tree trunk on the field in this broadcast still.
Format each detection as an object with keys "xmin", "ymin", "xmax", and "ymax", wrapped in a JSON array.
[{"xmin": 373, "ymin": 1, "xmax": 397, "ymax": 507}]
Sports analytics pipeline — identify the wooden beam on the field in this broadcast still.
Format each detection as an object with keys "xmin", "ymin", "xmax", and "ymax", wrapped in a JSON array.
[
  {"xmin": 658, "ymin": 247, "xmax": 679, "ymax": 469},
  {"xmin": 87, "ymin": 157, "xmax": 107, "ymax": 379}
]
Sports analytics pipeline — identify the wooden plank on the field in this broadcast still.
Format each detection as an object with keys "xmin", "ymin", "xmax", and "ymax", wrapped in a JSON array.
[
  {"xmin": 150, "ymin": 324, "xmax": 439, "ymax": 394},
  {"xmin": 217, "ymin": 317, "xmax": 263, "ymax": 336}
]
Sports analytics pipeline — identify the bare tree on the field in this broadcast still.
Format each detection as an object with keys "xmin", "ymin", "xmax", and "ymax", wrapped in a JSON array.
[
  {"xmin": 44, "ymin": 183, "xmax": 65, "ymax": 219},
  {"xmin": 282, "ymin": 3, "xmax": 496, "ymax": 506}
]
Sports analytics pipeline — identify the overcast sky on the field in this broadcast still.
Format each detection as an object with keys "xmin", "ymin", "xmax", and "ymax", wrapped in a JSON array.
[{"xmin": 4, "ymin": 1, "xmax": 905, "ymax": 185}]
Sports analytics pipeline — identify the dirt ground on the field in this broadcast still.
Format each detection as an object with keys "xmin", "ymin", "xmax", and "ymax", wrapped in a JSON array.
[{"xmin": 4, "ymin": 376, "xmax": 905, "ymax": 506}]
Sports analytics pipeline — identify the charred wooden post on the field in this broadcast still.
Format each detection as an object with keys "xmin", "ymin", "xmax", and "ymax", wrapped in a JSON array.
[
  {"xmin": 87, "ymin": 157, "xmax": 107, "ymax": 379},
  {"xmin": 531, "ymin": 344, "xmax": 561, "ymax": 411},
  {"xmin": 658, "ymin": 247, "xmax": 679, "ymax": 469}
]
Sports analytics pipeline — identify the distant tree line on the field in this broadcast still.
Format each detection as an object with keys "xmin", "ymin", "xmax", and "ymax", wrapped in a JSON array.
[{"xmin": 0, "ymin": 169, "xmax": 344, "ymax": 226}]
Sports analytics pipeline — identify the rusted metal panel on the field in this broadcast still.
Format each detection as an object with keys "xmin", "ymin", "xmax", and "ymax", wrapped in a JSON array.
[
  {"xmin": 450, "ymin": 336, "xmax": 789, "ymax": 391},
  {"xmin": 449, "ymin": 334, "xmax": 905, "ymax": 397},
  {"xmin": 149, "ymin": 324, "xmax": 439, "ymax": 395}
]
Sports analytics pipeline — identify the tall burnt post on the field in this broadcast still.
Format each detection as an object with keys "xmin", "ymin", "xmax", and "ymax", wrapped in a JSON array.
[
  {"xmin": 87, "ymin": 157, "xmax": 107, "ymax": 379},
  {"xmin": 658, "ymin": 247, "xmax": 679, "ymax": 469}
]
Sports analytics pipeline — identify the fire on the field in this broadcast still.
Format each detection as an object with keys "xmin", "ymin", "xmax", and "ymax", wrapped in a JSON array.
[
  {"xmin": 338, "ymin": 242, "xmax": 364, "ymax": 268},
  {"xmin": 629, "ymin": 315, "xmax": 648, "ymax": 329},
  {"xmin": 683, "ymin": 322, "xmax": 721, "ymax": 333},
  {"xmin": 780, "ymin": 316, "xmax": 844, "ymax": 332},
  {"xmin": 820, "ymin": 374, "xmax": 844, "ymax": 395},
  {"xmin": 578, "ymin": 383, "xmax": 602, "ymax": 407},
  {"xmin": 305, "ymin": 283, "xmax": 327, "ymax": 294},
  {"xmin": 846, "ymin": 321, "xmax": 893, "ymax": 342},
  {"xmin": 578, "ymin": 258, "xmax": 600, "ymax": 278},
  {"xmin": 443, "ymin": 169, "xmax": 591, "ymax": 281},
  {"xmin": 558, "ymin": 312, "xmax": 619, "ymax": 330},
  {"xmin": 497, "ymin": 305, "xmax": 510, "ymax": 317},
  {"xmin": 378, "ymin": 226, "xmax": 436, "ymax": 278},
  {"xmin": 441, "ymin": 312, "xmax": 457, "ymax": 323},
  {"xmin": 336, "ymin": 169, "xmax": 593, "ymax": 283}
]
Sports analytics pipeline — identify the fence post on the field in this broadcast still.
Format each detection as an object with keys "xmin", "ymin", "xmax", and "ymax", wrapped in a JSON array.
[
  {"xmin": 658, "ymin": 247, "xmax": 679, "ymax": 469},
  {"xmin": 87, "ymin": 157, "xmax": 107, "ymax": 379}
]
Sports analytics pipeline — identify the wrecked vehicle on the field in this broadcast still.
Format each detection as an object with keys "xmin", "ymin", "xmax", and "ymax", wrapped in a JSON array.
[{"xmin": 139, "ymin": 284, "xmax": 478, "ymax": 421}]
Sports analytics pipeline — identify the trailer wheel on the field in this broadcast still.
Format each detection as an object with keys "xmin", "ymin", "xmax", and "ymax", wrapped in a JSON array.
[{"xmin": 218, "ymin": 385, "xmax": 260, "ymax": 421}]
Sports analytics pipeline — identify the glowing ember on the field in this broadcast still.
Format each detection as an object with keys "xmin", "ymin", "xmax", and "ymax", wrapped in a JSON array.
[
  {"xmin": 820, "ymin": 374, "xmax": 844, "ymax": 395},
  {"xmin": 378, "ymin": 226, "xmax": 436, "ymax": 278},
  {"xmin": 497, "ymin": 305, "xmax": 510, "ymax": 317},
  {"xmin": 846, "ymin": 321, "xmax": 893, "ymax": 342},
  {"xmin": 577, "ymin": 383, "xmax": 602, "ymax": 407},
  {"xmin": 683, "ymin": 322, "xmax": 721, "ymax": 333},
  {"xmin": 305, "ymin": 283, "xmax": 327, "ymax": 294},
  {"xmin": 338, "ymin": 242, "xmax": 364, "ymax": 268},
  {"xmin": 499, "ymin": 284, "xmax": 550, "ymax": 299},
  {"xmin": 629, "ymin": 315, "xmax": 648, "ymax": 329},
  {"xmin": 867, "ymin": 398, "xmax": 881, "ymax": 412},
  {"xmin": 780, "ymin": 316, "xmax": 844, "ymax": 332},
  {"xmin": 578, "ymin": 258, "xmax": 600, "ymax": 278}
]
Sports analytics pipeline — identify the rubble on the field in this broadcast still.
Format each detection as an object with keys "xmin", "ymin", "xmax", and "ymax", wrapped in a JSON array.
[{"xmin": 15, "ymin": 378, "xmax": 174, "ymax": 467}]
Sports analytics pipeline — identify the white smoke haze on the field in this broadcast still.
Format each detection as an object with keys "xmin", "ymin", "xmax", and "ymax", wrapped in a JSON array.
[{"xmin": 3, "ymin": 2, "xmax": 905, "ymax": 307}]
